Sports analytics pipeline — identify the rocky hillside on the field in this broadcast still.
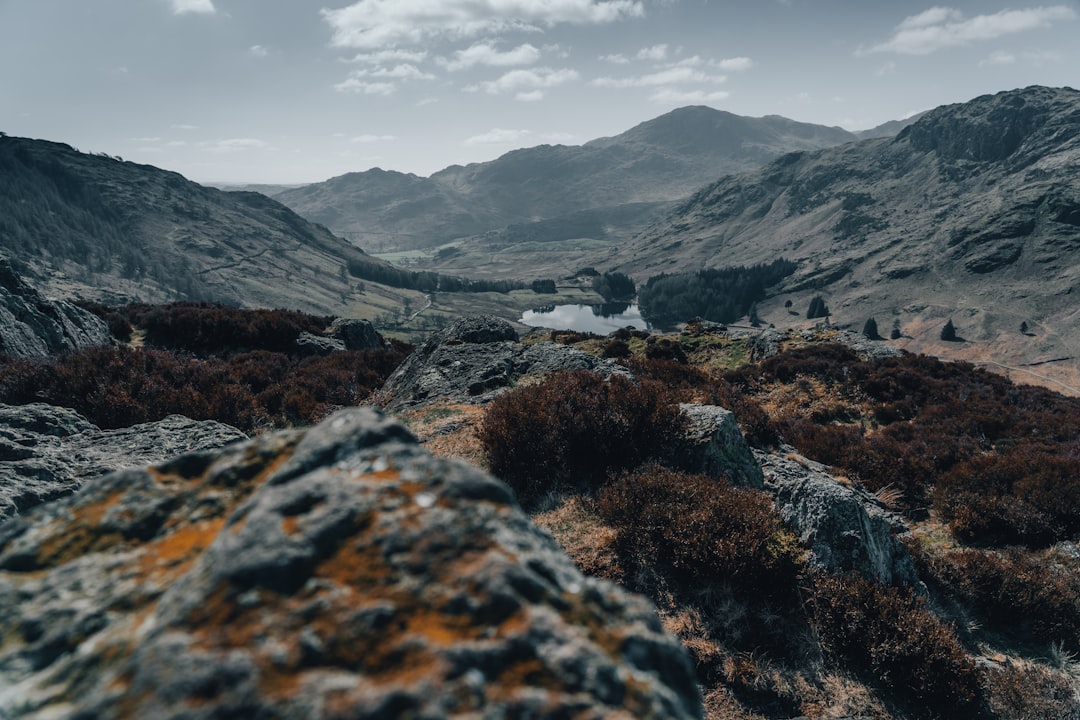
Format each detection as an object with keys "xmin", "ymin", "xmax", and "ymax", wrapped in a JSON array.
[
  {"xmin": 620, "ymin": 86, "xmax": 1080, "ymax": 391},
  {"xmin": 275, "ymin": 107, "xmax": 861, "ymax": 251},
  {"xmin": 0, "ymin": 134, "xmax": 411, "ymax": 316},
  {"xmin": 0, "ymin": 256, "xmax": 111, "ymax": 357}
]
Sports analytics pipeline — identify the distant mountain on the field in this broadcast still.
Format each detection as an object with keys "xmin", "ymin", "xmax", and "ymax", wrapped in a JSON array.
[
  {"xmin": 620, "ymin": 86, "xmax": 1080, "ymax": 389},
  {"xmin": 275, "ymin": 107, "xmax": 861, "ymax": 251},
  {"xmin": 854, "ymin": 112, "xmax": 926, "ymax": 140},
  {"xmin": 0, "ymin": 134, "xmax": 401, "ymax": 315}
]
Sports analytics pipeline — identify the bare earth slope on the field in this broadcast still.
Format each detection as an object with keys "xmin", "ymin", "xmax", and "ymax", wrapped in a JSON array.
[{"xmin": 620, "ymin": 86, "xmax": 1080, "ymax": 392}]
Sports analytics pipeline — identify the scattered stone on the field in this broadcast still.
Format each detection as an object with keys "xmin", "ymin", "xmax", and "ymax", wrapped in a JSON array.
[
  {"xmin": 757, "ymin": 449, "xmax": 919, "ymax": 587},
  {"xmin": 380, "ymin": 316, "xmax": 631, "ymax": 409},
  {"xmin": 294, "ymin": 330, "xmax": 345, "ymax": 356},
  {"xmin": 0, "ymin": 408, "xmax": 703, "ymax": 719},
  {"xmin": 668, "ymin": 404, "xmax": 764, "ymax": 488},
  {"xmin": 0, "ymin": 256, "xmax": 112, "ymax": 358},
  {"xmin": 0, "ymin": 403, "xmax": 246, "ymax": 521}
]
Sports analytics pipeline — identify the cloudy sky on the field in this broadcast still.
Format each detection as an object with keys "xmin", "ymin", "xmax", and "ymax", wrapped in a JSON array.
[{"xmin": 2, "ymin": 1, "xmax": 1077, "ymax": 184}]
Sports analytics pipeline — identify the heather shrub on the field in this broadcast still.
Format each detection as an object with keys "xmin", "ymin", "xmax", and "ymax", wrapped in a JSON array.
[
  {"xmin": 934, "ymin": 442, "xmax": 1080, "ymax": 546},
  {"xmin": 912, "ymin": 545, "xmax": 1080, "ymax": 651},
  {"xmin": 120, "ymin": 302, "xmax": 332, "ymax": 355},
  {"xmin": 597, "ymin": 464, "xmax": 799, "ymax": 597},
  {"xmin": 478, "ymin": 371, "xmax": 683, "ymax": 500},
  {"xmin": 806, "ymin": 572, "xmax": 983, "ymax": 717},
  {"xmin": 0, "ymin": 345, "xmax": 406, "ymax": 432}
]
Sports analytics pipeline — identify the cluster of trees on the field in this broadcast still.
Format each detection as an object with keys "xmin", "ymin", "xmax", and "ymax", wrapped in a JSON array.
[
  {"xmin": 590, "ymin": 271, "xmax": 636, "ymax": 301},
  {"xmin": 346, "ymin": 258, "xmax": 550, "ymax": 295},
  {"xmin": 638, "ymin": 259, "xmax": 798, "ymax": 328}
]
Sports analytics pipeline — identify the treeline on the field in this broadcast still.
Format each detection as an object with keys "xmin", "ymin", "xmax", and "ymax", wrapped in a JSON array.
[
  {"xmin": 638, "ymin": 259, "xmax": 797, "ymax": 327},
  {"xmin": 346, "ymin": 258, "xmax": 541, "ymax": 294}
]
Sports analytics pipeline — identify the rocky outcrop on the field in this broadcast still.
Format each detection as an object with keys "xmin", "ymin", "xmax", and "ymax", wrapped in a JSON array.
[
  {"xmin": 668, "ymin": 404, "xmax": 764, "ymax": 488},
  {"xmin": 0, "ymin": 403, "xmax": 247, "ymax": 521},
  {"xmin": 757, "ymin": 450, "xmax": 918, "ymax": 587},
  {"xmin": 380, "ymin": 316, "xmax": 631, "ymax": 409},
  {"xmin": 0, "ymin": 257, "xmax": 112, "ymax": 358},
  {"xmin": 295, "ymin": 319, "xmax": 385, "ymax": 357},
  {"xmin": 0, "ymin": 408, "xmax": 703, "ymax": 719}
]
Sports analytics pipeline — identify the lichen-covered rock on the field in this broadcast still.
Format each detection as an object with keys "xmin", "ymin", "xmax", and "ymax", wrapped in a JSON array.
[
  {"xmin": 0, "ymin": 403, "xmax": 247, "ymax": 521},
  {"xmin": 668, "ymin": 404, "xmax": 764, "ymax": 488},
  {"xmin": 0, "ymin": 408, "xmax": 703, "ymax": 719},
  {"xmin": 380, "ymin": 316, "xmax": 631, "ymax": 409},
  {"xmin": 0, "ymin": 257, "xmax": 112, "ymax": 358},
  {"xmin": 294, "ymin": 330, "xmax": 346, "ymax": 356},
  {"xmin": 757, "ymin": 450, "xmax": 918, "ymax": 587}
]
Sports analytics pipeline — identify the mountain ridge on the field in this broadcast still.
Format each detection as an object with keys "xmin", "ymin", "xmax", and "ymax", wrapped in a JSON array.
[{"xmin": 618, "ymin": 85, "xmax": 1080, "ymax": 391}]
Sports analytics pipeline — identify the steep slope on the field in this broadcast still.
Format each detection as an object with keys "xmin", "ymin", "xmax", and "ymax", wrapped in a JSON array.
[
  {"xmin": 275, "ymin": 107, "xmax": 859, "ymax": 251},
  {"xmin": 620, "ymin": 86, "xmax": 1080, "ymax": 391},
  {"xmin": 0, "ymin": 134, "xmax": 407, "ymax": 316}
]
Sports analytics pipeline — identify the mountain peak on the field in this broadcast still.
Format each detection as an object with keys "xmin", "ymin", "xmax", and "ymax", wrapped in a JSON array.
[{"xmin": 899, "ymin": 85, "xmax": 1080, "ymax": 164}]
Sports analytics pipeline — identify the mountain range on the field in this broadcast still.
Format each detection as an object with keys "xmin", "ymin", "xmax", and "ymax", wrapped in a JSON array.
[
  {"xmin": 273, "ymin": 108, "xmax": 875, "ymax": 252},
  {"xmin": 620, "ymin": 85, "xmax": 1080, "ymax": 390}
]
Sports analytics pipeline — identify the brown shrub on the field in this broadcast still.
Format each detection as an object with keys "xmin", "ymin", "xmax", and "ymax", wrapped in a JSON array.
[
  {"xmin": 478, "ymin": 371, "xmax": 684, "ymax": 500},
  {"xmin": 985, "ymin": 662, "xmax": 1080, "ymax": 720},
  {"xmin": 598, "ymin": 464, "xmax": 800, "ymax": 599},
  {"xmin": 911, "ymin": 545, "xmax": 1080, "ymax": 652},
  {"xmin": 805, "ymin": 572, "xmax": 983, "ymax": 718},
  {"xmin": 934, "ymin": 442, "xmax": 1080, "ymax": 547}
]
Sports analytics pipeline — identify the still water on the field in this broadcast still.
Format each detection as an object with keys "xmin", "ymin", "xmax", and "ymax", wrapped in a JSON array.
[{"xmin": 519, "ymin": 303, "xmax": 649, "ymax": 334}]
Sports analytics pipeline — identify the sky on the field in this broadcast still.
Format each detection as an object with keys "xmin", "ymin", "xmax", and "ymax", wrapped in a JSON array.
[{"xmin": 1, "ymin": 1, "xmax": 1077, "ymax": 185}]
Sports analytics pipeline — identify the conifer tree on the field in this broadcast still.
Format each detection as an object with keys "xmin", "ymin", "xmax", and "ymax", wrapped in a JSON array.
[{"xmin": 941, "ymin": 319, "xmax": 957, "ymax": 341}]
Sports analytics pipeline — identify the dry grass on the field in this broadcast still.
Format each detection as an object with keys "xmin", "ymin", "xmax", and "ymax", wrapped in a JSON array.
[
  {"xmin": 532, "ymin": 495, "xmax": 623, "ymax": 583},
  {"xmin": 400, "ymin": 402, "xmax": 487, "ymax": 468}
]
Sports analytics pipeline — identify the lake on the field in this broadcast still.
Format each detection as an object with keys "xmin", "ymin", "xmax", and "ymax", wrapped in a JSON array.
[{"xmin": 519, "ymin": 303, "xmax": 649, "ymax": 335}]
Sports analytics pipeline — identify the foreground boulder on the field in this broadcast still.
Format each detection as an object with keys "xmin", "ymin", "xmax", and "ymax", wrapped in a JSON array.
[
  {"xmin": 379, "ymin": 316, "xmax": 630, "ymax": 409},
  {"xmin": 758, "ymin": 450, "xmax": 918, "ymax": 587},
  {"xmin": 0, "ymin": 408, "xmax": 703, "ymax": 719},
  {"xmin": 0, "ymin": 403, "xmax": 247, "ymax": 521},
  {"xmin": 0, "ymin": 257, "xmax": 112, "ymax": 358}
]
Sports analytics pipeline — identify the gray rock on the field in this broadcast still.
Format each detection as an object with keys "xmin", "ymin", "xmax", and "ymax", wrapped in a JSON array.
[
  {"xmin": 0, "ymin": 257, "xmax": 112, "ymax": 358},
  {"xmin": 757, "ymin": 449, "xmax": 919, "ymax": 586},
  {"xmin": 668, "ymin": 404, "xmax": 764, "ymax": 488},
  {"xmin": 0, "ymin": 408, "xmax": 703, "ymax": 719},
  {"xmin": 294, "ymin": 330, "xmax": 346, "ymax": 356},
  {"xmin": 380, "ymin": 315, "xmax": 631, "ymax": 409},
  {"xmin": 0, "ymin": 403, "xmax": 247, "ymax": 521},
  {"xmin": 328, "ymin": 317, "xmax": 383, "ymax": 350}
]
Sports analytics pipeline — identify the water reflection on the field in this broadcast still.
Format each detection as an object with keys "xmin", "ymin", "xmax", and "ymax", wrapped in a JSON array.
[{"xmin": 520, "ymin": 303, "xmax": 648, "ymax": 334}]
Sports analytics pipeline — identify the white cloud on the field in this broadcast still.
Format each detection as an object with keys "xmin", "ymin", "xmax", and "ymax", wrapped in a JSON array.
[
  {"xmin": 599, "ymin": 53, "xmax": 630, "ymax": 64},
  {"xmin": 168, "ymin": 0, "xmax": 215, "ymax": 15},
  {"xmin": 636, "ymin": 43, "xmax": 668, "ymax": 61},
  {"xmin": 334, "ymin": 78, "xmax": 397, "ymax": 95},
  {"xmin": 650, "ymin": 88, "xmax": 730, "ymax": 104},
  {"xmin": 467, "ymin": 67, "xmax": 579, "ymax": 94},
  {"xmin": 464, "ymin": 128, "xmax": 533, "ymax": 145},
  {"xmin": 714, "ymin": 56, "xmax": 754, "ymax": 72},
  {"xmin": 516, "ymin": 90, "xmax": 545, "ymax": 102},
  {"xmin": 876, "ymin": 61, "xmax": 897, "ymax": 75},
  {"xmin": 171, "ymin": 124, "xmax": 199, "ymax": 131},
  {"xmin": 862, "ymin": 5, "xmax": 1077, "ymax": 55},
  {"xmin": 129, "ymin": 136, "xmax": 161, "ymax": 143},
  {"xmin": 355, "ymin": 64, "xmax": 435, "ymax": 79},
  {"xmin": 351, "ymin": 134, "xmax": 397, "ymax": 143},
  {"xmin": 980, "ymin": 48, "xmax": 1063, "ymax": 66},
  {"xmin": 593, "ymin": 66, "xmax": 725, "ymax": 88},
  {"xmin": 416, "ymin": 97, "xmax": 440, "ymax": 106},
  {"xmin": 440, "ymin": 42, "xmax": 541, "ymax": 71},
  {"xmin": 249, "ymin": 45, "xmax": 268, "ymax": 58},
  {"xmin": 347, "ymin": 49, "xmax": 428, "ymax": 64},
  {"xmin": 321, "ymin": 0, "xmax": 644, "ymax": 49}
]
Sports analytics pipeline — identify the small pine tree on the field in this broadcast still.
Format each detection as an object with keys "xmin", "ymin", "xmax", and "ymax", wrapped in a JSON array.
[
  {"xmin": 748, "ymin": 302, "xmax": 761, "ymax": 327},
  {"xmin": 941, "ymin": 319, "xmax": 957, "ymax": 341},
  {"xmin": 1020, "ymin": 321, "xmax": 1029, "ymax": 334},
  {"xmin": 862, "ymin": 317, "xmax": 881, "ymax": 340},
  {"xmin": 891, "ymin": 319, "xmax": 902, "ymax": 340},
  {"xmin": 807, "ymin": 295, "xmax": 830, "ymax": 319}
]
